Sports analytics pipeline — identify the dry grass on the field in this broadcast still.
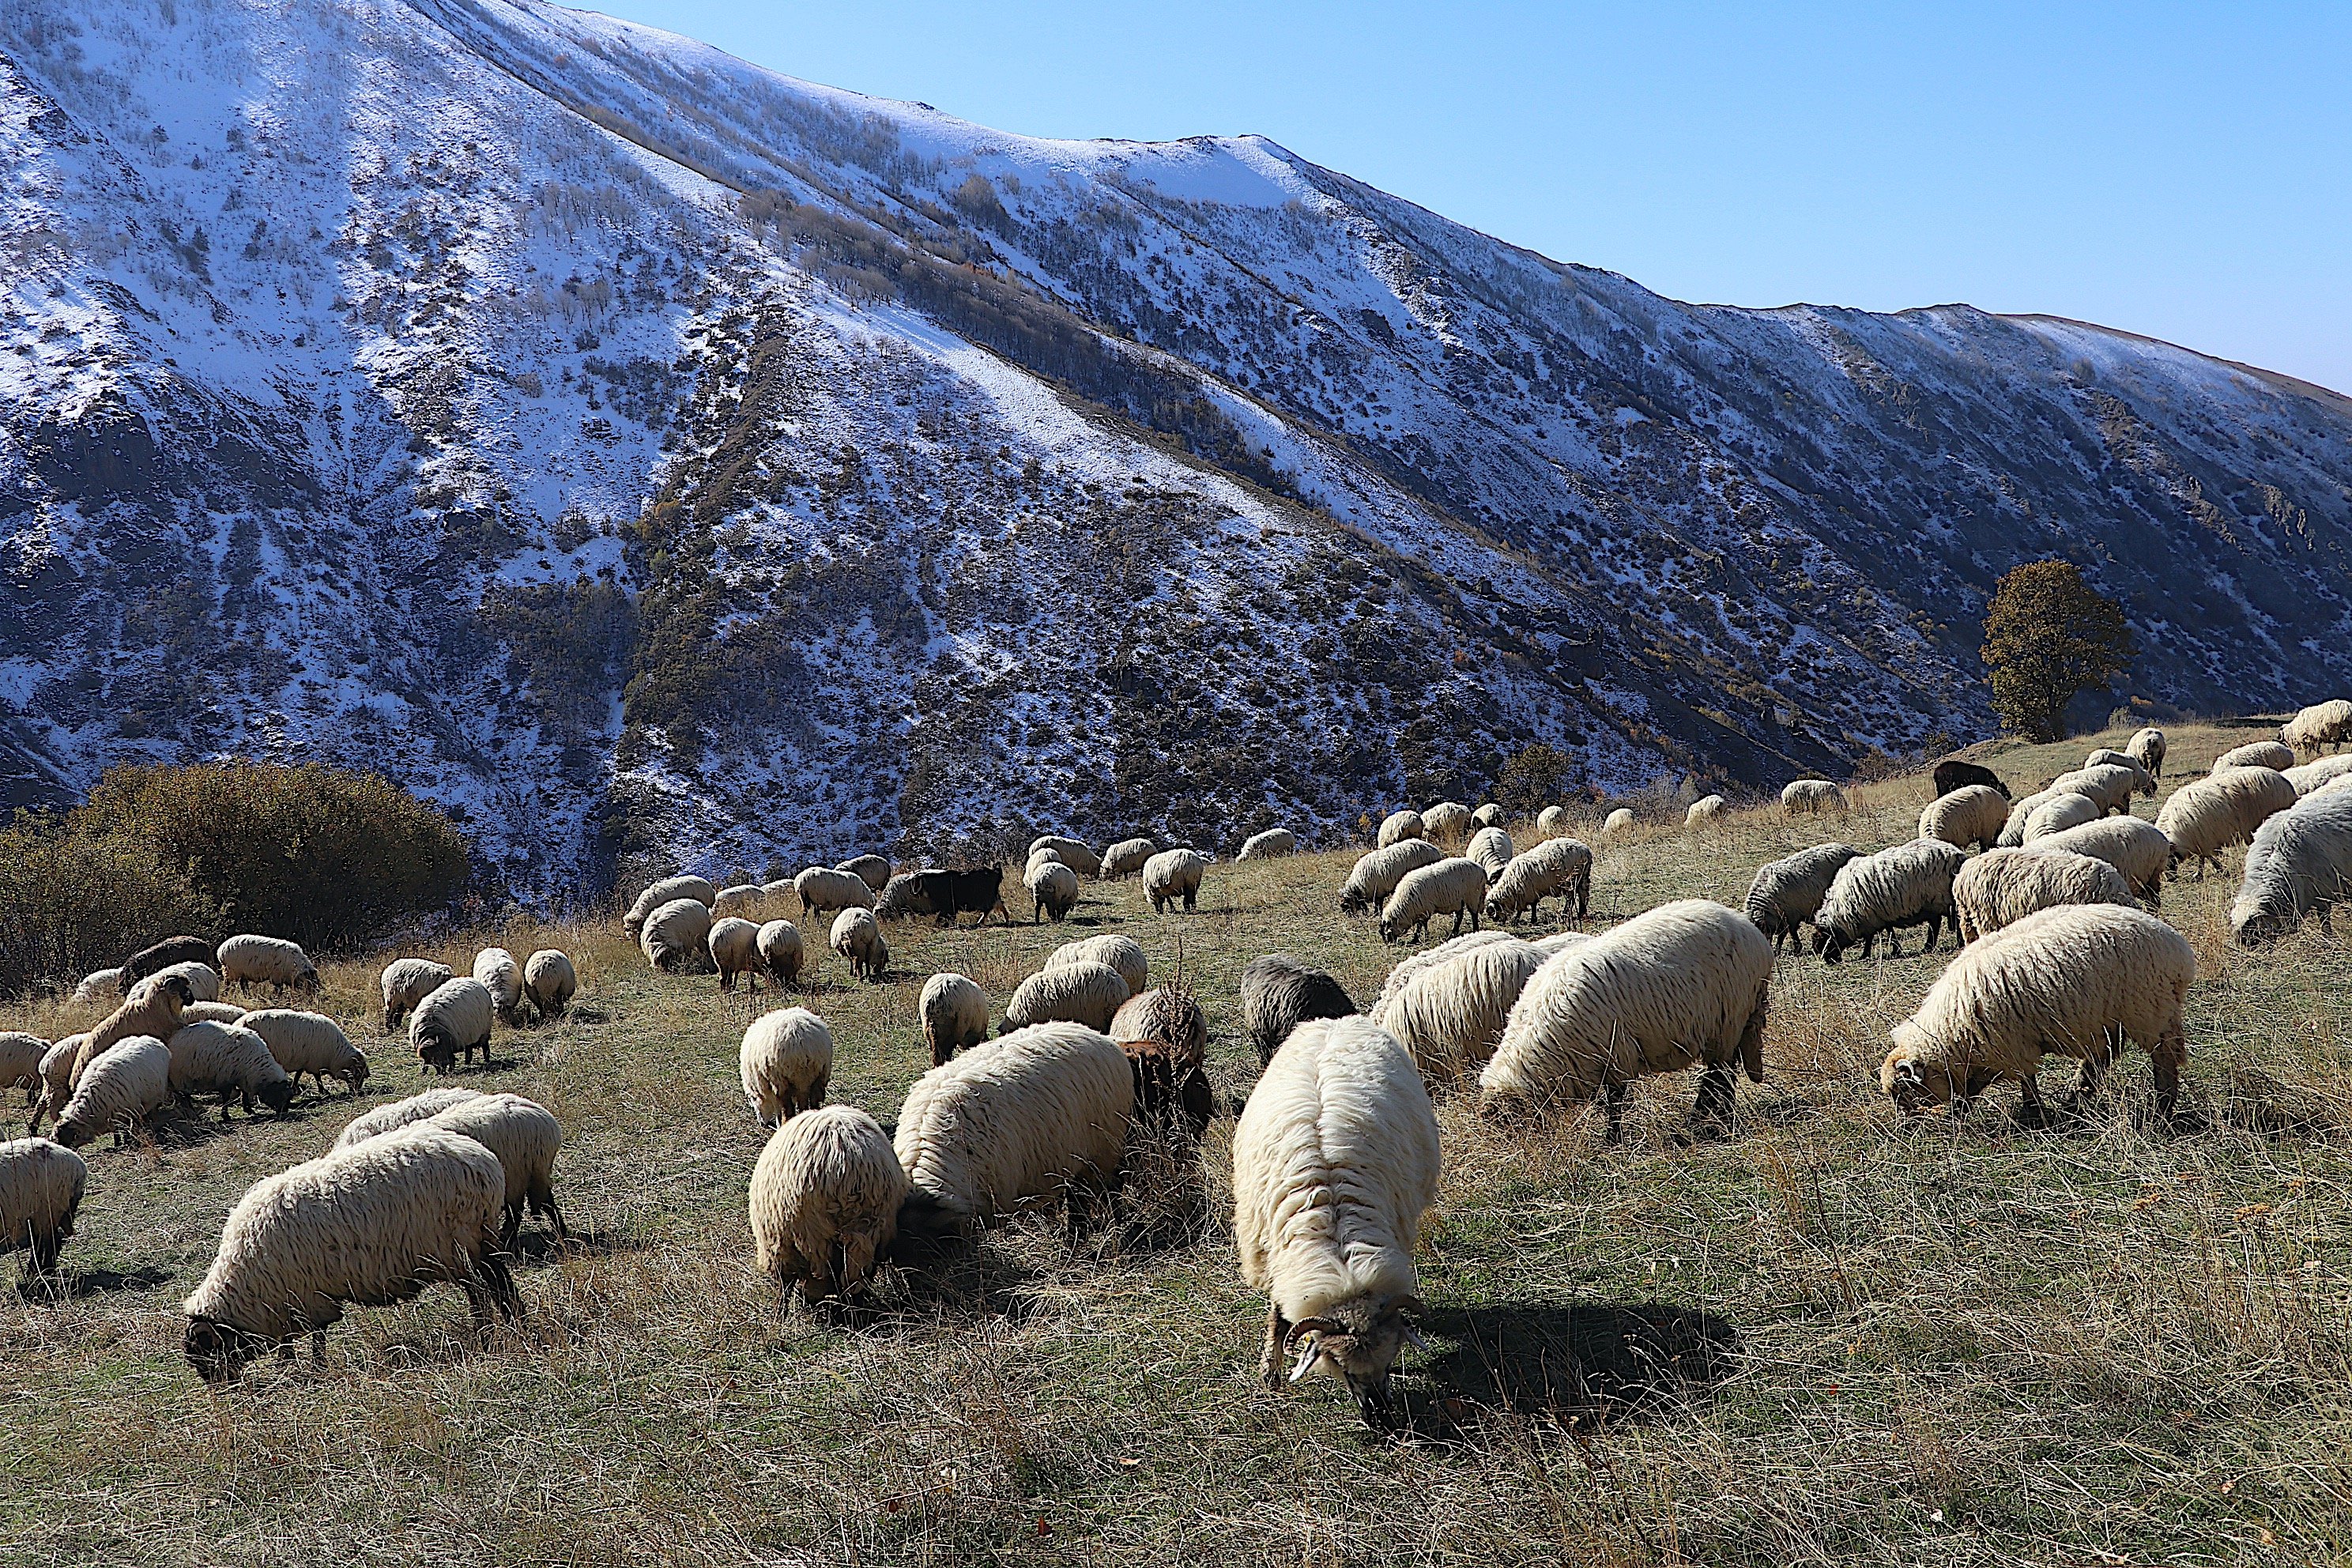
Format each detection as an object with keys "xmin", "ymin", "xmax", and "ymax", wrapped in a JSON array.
[{"xmin": 2, "ymin": 720, "xmax": 2348, "ymax": 1564}]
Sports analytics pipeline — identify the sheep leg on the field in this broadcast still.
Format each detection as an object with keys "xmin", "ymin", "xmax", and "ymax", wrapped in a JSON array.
[
  {"xmin": 2015, "ymin": 1072, "xmax": 2049, "ymax": 1129},
  {"xmin": 311, "ymin": 1329, "xmax": 327, "ymax": 1368},
  {"xmin": 458, "ymin": 1272, "xmax": 498, "ymax": 1340},
  {"xmin": 2150, "ymin": 1031, "xmax": 2185, "ymax": 1123},
  {"xmin": 1260, "ymin": 1300, "xmax": 1291, "ymax": 1390},
  {"xmin": 1602, "ymin": 1081, "xmax": 1628, "ymax": 1145},
  {"xmin": 1689, "ymin": 1065, "xmax": 1737, "ymax": 1140}
]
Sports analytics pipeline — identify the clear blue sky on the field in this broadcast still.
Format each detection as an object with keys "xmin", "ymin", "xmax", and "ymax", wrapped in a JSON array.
[{"xmin": 588, "ymin": 2, "xmax": 2352, "ymax": 394}]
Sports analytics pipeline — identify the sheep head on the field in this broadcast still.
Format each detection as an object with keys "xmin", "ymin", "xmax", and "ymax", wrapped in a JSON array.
[
  {"xmin": 1284, "ymin": 1295, "xmax": 1431, "ymax": 1430},
  {"xmin": 183, "ymin": 1316, "xmax": 265, "ymax": 1384},
  {"xmin": 256, "ymin": 1080, "xmax": 297, "ymax": 1116},
  {"xmin": 1879, "ymin": 1031, "xmax": 1955, "ymax": 1114}
]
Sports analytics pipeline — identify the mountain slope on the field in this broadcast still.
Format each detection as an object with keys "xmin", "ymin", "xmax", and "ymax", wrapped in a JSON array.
[{"xmin": 3, "ymin": 0, "xmax": 2348, "ymax": 892}]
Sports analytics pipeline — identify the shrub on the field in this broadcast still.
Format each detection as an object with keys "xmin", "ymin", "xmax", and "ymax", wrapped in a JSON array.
[
  {"xmin": 0, "ymin": 813, "xmax": 223, "ymax": 1001},
  {"xmin": 1495, "ymin": 742, "xmax": 1575, "ymax": 817}
]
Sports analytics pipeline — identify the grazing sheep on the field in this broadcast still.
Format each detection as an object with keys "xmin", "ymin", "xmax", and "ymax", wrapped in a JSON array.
[
  {"xmin": 1472, "ymin": 803, "xmax": 1505, "ymax": 830},
  {"xmin": 2082, "ymin": 750, "xmax": 2157, "ymax": 795},
  {"xmin": 713, "ymin": 884, "xmax": 765, "ymax": 918},
  {"xmin": 2230, "ymin": 786, "xmax": 2352, "ymax": 945},
  {"xmin": 116, "ymin": 936, "xmax": 217, "ymax": 995},
  {"xmin": 892, "ymin": 1022, "xmax": 1135, "ymax": 1245},
  {"xmin": 422, "ymin": 1094, "xmax": 569, "ymax": 1247},
  {"xmin": 1536, "ymin": 805, "xmax": 1570, "ymax": 839},
  {"xmin": 919, "ymin": 974, "xmax": 989, "ymax": 1067},
  {"xmin": 72, "ymin": 969, "xmax": 124, "ymax": 1006},
  {"xmin": 1238, "ymin": 827, "xmax": 1298, "ymax": 861},
  {"xmin": 242, "ymin": 1010, "xmax": 370, "ymax": 1097},
  {"xmin": 1465, "ymin": 826, "xmax": 1515, "ymax": 884},
  {"xmin": 1373, "ymin": 929, "xmax": 1517, "ymax": 1017},
  {"xmin": 1483, "ymin": 838, "xmax": 1593, "ymax": 925},
  {"xmin": 1102, "ymin": 837, "xmax": 1160, "ymax": 878},
  {"xmin": 70, "ymin": 972, "xmax": 196, "ymax": 1091},
  {"xmin": 1932, "ymin": 760, "xmax": 2010, "ymax": 800},
  {"xmin": 874, "ymin": 868, "xmax": 1008, "ymax": 926},
  {"xmin": 2029, "ymin": 816, "xmax": 2173, "ymax": 906},
  {"xmin": 1919, "ymin": 785, "xmax": 2010, "ymax": 851},
  {"xmin": 1781, "ymin": 779, "xmax": 1845, "ymax": 815},
  {"xmin": 750, "ymin": 1105, "xmax": 906, "ymax": 1310},
  {"xmin": 145, "ymin": 962, "xmax": 222, "ymax": 1004},
  {"xmin": 55, "ymin": 1037, "xmax": 172, "ymax": 1150},
  {"xmin": 756, "ymin": 920, "xmax": 805, "ymax": 987},
  {"xmin": 624, "ymin": 876, "xmax": 717, "ymax": 939},
  {"xmin": 180, "ymin": 1124, "xmax": 519, "ymax": 1383},
  {"xmin": 380, "ymin": 959, "xmax": 453, "ymax": 1031},
  {"xmin": 1339, "ymin": 839, "xmax": 1446, "ymax": 914},
  {"xmin": 2283, "ymin": 754, "xmax": 2352, "ymax": 797},
  {"xmin": 836, "ymin": 854, "xmax": 894, "ymax": 893},
  {"xmin": 472, "ymin": 948, "xmax": 527, "ymax": 1025},
  {"xmin": 1372, "ymin": 933, "xmax": 1566, "ymax": 1083},
  {"xmin": 1604, "ymin": 808, "xmax": 1636, "ymax": 835},
  {"xmin": 334, "ymin": 1087, "xmax": 485, "ymax": 1150},
  {"xmin": 1880, "ymin": 903, "xmax": 2194, "ymax": 1125},
  {"xmin": 1001, "ymin": 961, "xmax": 1130, "ymax": 1034},
  {"xmin": 179, "ymin": 1002, "xmax": 247, "ymax": 1025},
  {"xmin": 1812, "ymin": 839, "xmax": 1967, "ymax": 962},
  {"xmin": 1026, "ymin": 859, "xmax": 1081, "ymax": 923},
  {"xmin": 2021, "ymin": 792, "xmax": 2102, "ymax": 842},
  {"xmin": 1686, "ymin": 794, "xmax": 1728, "ymax": 826},
  {"xmin": 1143, "ymin": 848, "xmax": 1208, "ymax": 914},
  {"xmin": 1379, "ymin": 857, "xmax": 1489, "ymax": 944},
  {"xmin": 1234, "ymin": 1015, "xmax": 1438, "ymax": 1431},
  {"xmin": 829, "ymin": 908, "xmax": 889, "ymax": 983},
  {"xmin": 1995, "ymin": 788, "xmax": 2064, "ymax": 848},
  {"xmin": 523, "ymin": 950, "xmax": 576, "ymax": 1018},
  {"xmin": 2157, "ymin": 766, "xmax": 2298, "ymax": 876},
  {"xmin": 641, "ymin": 898, "xmax": 715, "ymax": 972},
  {"xmin": 410, "ymin": 978, "xmax": 496, "ymax": 1075},
  {"xmin": 0, "ymin": 1137, "xmax": 86, "ymax": 1281},
  {"xmin": 794, "ymin": 867, "xmax": 876, "ymax": 924},
  {"xmin": 2126, "ymin": 727, "xmax": 2166, "ymax": 780},
  {"xmin": 1376, "ymin": 810, "xmax": 1426, "ymax": 849},
  {"xmin": 1024, "ymin": 847, "xmax": 1065, "ymax": 884},
  {"xmin": 27, "ymin": 1039, "xmax": 79, "ymax": 1138},
  {"xmin": 2282, "ymin": 699, "xmax": 2352, "ymax": 755},
  {"xmin": 1242, "ymin": 955, "xmax": 1358, "ymax": 1067},
  {"xmin": 1423, "ymin": 802, "xmax": 1473, "ymax": 846},
  {"xmin": 2043, "ymin": 764, "xmax": 2137, "ymax": 816},
  {"xmin": 1743, "ymin": 843, "xmax": 1864, "ymax": 952},
  {"xmin": 740, "ymin": 1008, "xmax": 835, "ymax": 1126},
  {"xmin": 762, "ymin": 878, "xmax": 797, "ymax": 903},
  {"xmin": 708, "ymin": 918, "xmax": 764, "ymax": 992},
  {"xmin": 0, "ymin": 1034, "xmax": 44, "ymax": 1120},
  {"xmin": 1109, "ymin": 985, "xmax": 1213, "ymax": 1132},
  {"xmin": 1952, "ymin": 848, "xmax": 2135, "ymax": 944},
  {"xmin": 1045, "ymin": 935, "xmax": 1149, "ymax": 996},
  {"xmin": 1028, "ymin": 836, "xmax": 1104, "ymax": 877}
]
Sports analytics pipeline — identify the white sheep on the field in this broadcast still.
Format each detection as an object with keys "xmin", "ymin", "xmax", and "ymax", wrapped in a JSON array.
[
  {"xmin": 420, "ymin": 1093, "xmax": 570, "ymax": 1247},
  {"xmin": 2216, "ymin": 741, "xmax": 2294, "ymax": 773},
  {"xmin": 2282, "ymin": 699, "xmax": 2352, "ymax": 755},
  {"xmin": 55, "ymin": 1036, "xmax": 172, "ymax": 1149},
  {"xmin": 829, "ymin": 907, "xmax": 888, "ymax": 982},
  {"xmin": 71, "ymin": 968, "xmax": 124, "ymax": 1006},
  {"xmin": 2020, "ymin": 792, "xmax": 2101, "ymax": 842},
  {"xmin": 2047, "ymin": 763, "xmax": 2140, "ymax": 815},
  {"xmin": 1536, "ymin": 805, "xmax": 1570, "ymax": 839},
  {"xmin": 1483, "ymin": 838, "xmax": 1593, "ymax": 925},
  {"xmin": 2126, "ymin": 726, "xmax": 2166, "ymax": 780},
  {"xmin": 2082, "ymin": 749, "xmax": 2156, "ymax": 795},
  {"xmin": 1812, "ymin": 839, "xmax": 1967, "ymax": 962},
  {"xmin": 1994, "ymin": 788, "xmax": 2064, "ymax": 848},
  {"xmin": 1472, "ymin": 803, "xmax": 1504, "ymax": 830},
  {"xmin": 1143, "ymin": 848, "xmax": 1207, "ymax": 914},
  {"xmin": 624, "ymin": 875, "xmax": 716, "ymax": 938},
  {"xmin": 334, "ymin": 1087, "xmax": 485, "ymax": 1150},
  {"xmin": 473, "ymin": 947, "xmax": 526, "ymax": 1024},
  {"xmin": 1465, "ymin": 825, "xmax": 1515, "ymax": 884},
  {"xmin": 1045, "ymin": 934, "xmax": 1148, "ymax": 994},
  {"xmin": 1238, "ymin": 827, "xmax": 1298, "ymax": 861},
  {"xmin": 2157, "ymin": 765, "xmax": 2298, "ymax": 876},
  {"xmin": 713, "ymin": 883, "xmax": 766, "ymax": 918},
  {"xmin": 180, "ymin": 1124, "xmax": 520, "ymax": 1381},
  {"xmin": 1919, "ymin": 785, "xmax": 2010, "ymax": 851},
  {"xmin": 794, "ymin": 866, "xmax": 876, "ymax": 923},
  {"xmin": 1001, "ymin": 961, "xmax": 1130, "ymax": 1034},
  {"xmin": 741, "ymin": 1008, "xmax": 835, "ymax": 1125},
  {"xmin": 216, "ymin": 934, "xmax": 319, "ymax": 997},
  {"xmin": 2028, "ymin": 816, "xmax": 2171, "ymax": 906},
  {"xmin": 757, "ymin": 920, "xmax": 804, "ymax": 986},
  {"xmin": 1339, "ymin": 839, "xmax": 1445, "ymax": 914},
  {"xmin": 69, "ymin": 972, "xmax": 198, "ymax": 1091},
  {"xmin": 836, "ymin": 854, "xmax": 894, "ymax": 893},
  {"xmin": 1028, "ymin": 836, "xmax": 1104, "ymax": 877},
  {"xmin": 640, "ymin": 897, "xmax": 715, "ymax": 972},
  {"xmin": 523, "ymin": 950, "xmax": 576, "ymax": 1017},
  {"xmin": 241, "ymin": 1009, "xmax": 370, "ymax": 1096},
  {"xmin": 1743, "ymin": 843, "xmax": 1863, "ymax": 952},
  {"xmin": 750, "ymin": 1105, "xmax": 906, "ymax": 1310},
  {"xmin": 0, "ymin": 1032, "xmax": 47, "ymax": 1118},
  {"xmin": 0, "ymin": 1137, "xmax": 87, "ymax": 1281},
  {"xmin": 1951, "ymin": 847, "xmax": 2135, "ymax": 944},
  {"xmin": 1024, "ymin": 846, "xmax": 1065, "ymax": 884},
  {"xmin": 1233, "ymin": 1015, "xmax": 1438, "ymax": 1430},
  {"xmin": 893, "ymin": 1021, "xmax": 1134, "ymax": 1245},
  {"xmin": 179, "ymin": 1001, "xmax": 247, "ymax": 1025},
  {"xmin": 1781, "ymin": 779, "xmax": 1845, "ymax": 815},
  {"xmin": 1686, "ymin": 794, "xmax": 1728, "ymax": 827},
  {"xmin": 708, "ymin": 917, "xmax": 764, "ymax": 991},
  {"xmin": 379, "ymin": 959, "xmax": 454, "ymax": 1032},
  {"xmin": 2282, "ymin": 754, "xmax": 2352, "ymax": 796},
  {"xmin": 1481, "ymin": 900, "xmax": 1772, "ymax": 1139},
  {"xmin": 27, "ymin": 1038, "xmax": 80, "ymax": 1138},
  {"xmin": 2230, "ymin": 785, "xmax": 2352, "ymax": 944},
  {"xmin": 1881, "ymin": 903, "xmax": 2193, "ymax": 1125},
  {"xmin": 919, "ymin": 973, "xmax": 989, "ymax": 1066},
  {"xmin": 1101, "ymin": 836, "xmax": 1159, "ymax": 878},
  {"xmin": 165, "ymin": 1021, "xmax": 296, "ymax": 1120},
  {"xmin": 1026, "ymin": 859, "xmax": 1081, "ymax": 922},
  {"xmin": 1375, "ymin": 810, "xmax": 1426, "ymax": 849},
  {"xmin": 1604, "ymin": 808, "xmax": 1636, "ymax": 835},
  {"xmin": 1423, "ymin": 801, "xmax": 1473, "ymax": 845},
  {"xmin": 1379, "ymin": 857, "xmax": 1489, "ymax": 944},
  {"xmin": 143, "ymin": 962, "xmax": 222, "ymax": 1004},
  {"xmin": 1371, "ymin": 933, "xmax": 1575, "ymax": 1083},
  {"xmin": 411, "ymin": 977, "xmax": 495, "ymax": 1074}
]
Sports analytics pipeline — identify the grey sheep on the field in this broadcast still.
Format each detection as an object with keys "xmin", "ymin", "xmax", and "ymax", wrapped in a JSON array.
[
  {"xmin": 1743, "ymin": 843, "xmax": 1862, "ymax": 952},
  {"xmin": 1241, "ymin": 955, "xmax": 1357, "ymax": 1067}
]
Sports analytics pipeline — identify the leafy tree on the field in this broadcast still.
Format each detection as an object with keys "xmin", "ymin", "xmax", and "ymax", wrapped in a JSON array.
[
  {"xmin": 1495, "ymin": 742, "xmax": 1576, "ymax": 816},
  {"xmin": 1981, "ymin": 561, "xmax": 2134, "ymax": 741}
]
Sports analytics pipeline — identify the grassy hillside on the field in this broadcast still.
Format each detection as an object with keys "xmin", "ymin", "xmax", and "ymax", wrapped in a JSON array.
[{"xmin": 2, "ymin": 719, "xmax": 2345, "ymax": 1566}]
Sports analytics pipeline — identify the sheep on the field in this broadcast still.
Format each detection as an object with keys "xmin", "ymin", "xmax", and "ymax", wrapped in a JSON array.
[
  {"xmin": 55, "ymin": 1037, "xmax": 172, "ymax": 1149},
  {"xmin": 0, "ymin": 1137, "xmax": 87, "ymax": 1281},
  {"xmin": 792, "ymin": 867, "xmax": 875, "ymax": 925},
  {"xmin": 1373, "ymin": 929, "xmax": 1517, "ymax": 1017},
  {"xmin": 1423, "ymin": 802, "xmax": 1473, "ymax": 846},
  {"xmin": 1233, "ymin": 1015, "xmax": 1438, "ymax": 1430},
  {"xmin": 1880, "ymin": 903, "xmax": 2194, "ymax": 1125},
  {"xmin": 836, "ymin": 854, "xmax": 893, "ymax": 893},
  {"xmin": 1781, "ymin": 779, "xmax": 1845, "ymax": 815},
  {"xmin": 2126, "ymin": 726, "xmax": 2166, "ymax": 780},
  {"xmin": 892, "ymin": 1021, "xmax": 1134, "ymax": 1246},
  {"xmin": 523, "ymin": 950, "xmax": 576, "ymax": 1018},
  {"xmin": 754, "ymin": 920, "xmax": 805, "ymax": 989},
  {"xmin": 242, "ymin": 1010, "xmax": 370, "ymax": 1097},
  {"xmin": 713, "ymin": 884, "xmax": 765, "ymax": 919},
  {"xmin": 471, "ymin": 948, "xmax": 526, "ymax": 1025},
  {"xmin": 1952, "ymin": 848, "xmax": 2135, "ymax": 944},
  {"xmin": 1536, "ymin": 805, "xmax": 1570, "ymax": 839},
  {"xmin": 1339, "ymin": 839, "xmax": 1446, "ymax": 914},
  {"xmin": 641, "ymin": 897, "xmax": 715, "ymax": 972},
  {"xmin": 333, "ymin": 1087, "xmax": 485, "ymax": 1150},
  {"xmin": 421, "ymin": 1094, "xmax": 569, "ymax": 1247},
  {"xmin": 1483, "ymin": 838, "xmax": 1593, "ymax": 925},
  {"xmin": 2030, "ymin": 816, "xmax": 2173, "ymax": 906},
  {"xmin": 164, "ymin": 1021, "xmax": 296, "ymax": 1120},
  {"xmin": 2021, "ymin": 792, "xmax": 2101, "ymax": 842},
  {"xmin": 411, "ymin": 977, "xmax": 496, "ymax": 1074},
  {"xmin": 1143, "ymin": 848, "xmax": 1208, "ymax": 914},
  {"xmin": 1001, "ymin": 961, "xmax": 1130, "ymax": 1034},
  {"xmin": 1932, "ymin": 759, "xmax": 2010, "ymax": 800},
  {"xmin": 1028, "ymin": 836, "xmax": 1103, "ymax": 877},
  {"xmin": 1109, "ymin": 984, "xmax": 1213, "ymax": 1132},
  {"xmin": 145, "ymin": 961, "xmax": 222, "ymax": 1003},
  {"xmin": 1023, "ymin": 846, "xmax": 1065, "ymax": 884},
  {"xmin": 740, "ymin": 1007, "xmax": 835, "ymax": 1126},
  {"xmin": 708, "ymin": 918, "xmax": 764, "ymax": 992},
  {"xmin": 1995, "ymin": 788, "xmax": 2064, "ymax": 848},
  {"xmin": 180, "ymin": 1001, "xmax": 247, "ymax": 1025},
  {"xmin": 1046, "ymin": 935, "xmax": 1148, "ymax": 995},
  {"xmin": 1465, "ymin": 825, "xmax": 1515, "ymax": 884},
  {"xmin": 1686, "ymin": 794, "xmax": 1728, "ymax": 826},
  {"xmin": 1102, "ymin": 836, "xmax": 1160, "ymax": 877},
  {"xmin": 0, "ymin": 1034, "xmax": 44, "ymax": 1121},
  {"xmin": 1242, "ymin": 955, "xmax": 1358, "ymax": 1067},
  {"xmin": 1026, "ymin": 859, "xmax": 1081, "ymax": 923},
  {"xmin": 210, "ymin": 934, "xmax": 317, "ymax": 998},
  {"xmin": 1378, "ymin": 858, "xmax": 1488, "ymax": 944},
  {"xmin": 27, "ymin": 1039, "xmax": 79, "ymax": 1137},
  {"xmin": 762, "ymin": 877, "xmax": 797, "ymax": 903},
  {"xmin": 70, "ymin": 971, "xmax": 196, "ymax": 1091},
  {"xmin": 750, "ymin": 1105, "xmax": 906, "ymax": 1310},
  {"xmin": 1603, "ymin": 808, "xmax": 1635, "ymax": 835},
  {"xmin": 1919, "ymin": 785, "xmax": 2010, "ymax": 851},
  {"xmin": 2230, "ymin": 786, "xmax": 2352, "ymax": 945},
  {"xmin": 72, "ymin": 968, "xmax": 124, "ymax": 1006},
  {"xmin": 2157, "ymin": 766, "xmax": 2298, "ymax": 876},
  {"xmin": 624, "ymin": 875, "xmax": 716, "ymax": 939},
  {"xmin": 829, "ymin": 907, "xmax": 888, "ymax": 982},
  {"xmin": 1371, "ymin": 933, "xmax": 1570, "ymax": 1084},
  {"xmin": 116, "ymin": 935, "xmax": 217, "ymax": 995},
  {"xmin": 2282, "ymin": 699, "xmax": 2352, "ymax": 755},
  {"xmin": 180, "ymin": 1124, "xmax": 521, "ymax": 1382},
  {"xmin": 1482, "ymin": 900, "xmax": 1772, "ymax": 1140},
  {"xmin": 2214, "ymin": 740, "xmax": 2297, "ymax": 774},
  {"xmin": 1375, "ymin": 810, "xmax": 1426, "ymax": 849},
  {"xmin": 2283, "ymin": 754, "xmax": 2352, "ymax": 796},
  {"xmin": 2046, "ymin": 763, "xmax": 2139, "ymax": 816},
  {"xmin": 2082, "ymin": 750, "xmax": 2157, "ymax": 795},
  {"xmin": 1811, "ymin": 839, "xmax": 1967, "ymax": 962},
  {"xmin": 379, "ymin": 959, "xmax": 453, "ymax": 1031},
  {"xmin": 1743, "ymin": 843, "xmax": 1863, "ymax": 952},
  {"xmin": 1472, "ymin": 803, "xmax": 1505, "ymax": 830},
  {"xmin": 1238, "ymin": 827, "xmax": 1298, "ymax": 861},
  {"xmin": 920, "ymin": 974, "xmax": 989, "ymax": 1066},
  {"xmin": 875, "ymin": 868, "xmax": 1008, "ymax": 926}
]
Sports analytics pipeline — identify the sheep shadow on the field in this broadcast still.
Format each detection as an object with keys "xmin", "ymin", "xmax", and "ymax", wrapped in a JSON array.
[
  {"xmin": 148, "ymin": 1103, "xmax": 309, "ymax": 1148},
  {"xmin": 1402, "ymin": 1301, "xmax": 1740, "ymax": 1436},
  {"xmin": 873, "ymin": 1238, "xmax": 1046, "ymax": 1328},
  {"xmin": 502, "ymin": 1226, "xmax": 646, "ymax": 1267},
  {"xmin": 31, "ymin": 1264, "xmax": 173, "ymax": 1300}
]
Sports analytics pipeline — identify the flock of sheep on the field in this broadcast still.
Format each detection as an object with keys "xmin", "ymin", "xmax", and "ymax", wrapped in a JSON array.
[{"xmin": 2, "ymin": 702, "xmax": 2347, "ymax": 1425}]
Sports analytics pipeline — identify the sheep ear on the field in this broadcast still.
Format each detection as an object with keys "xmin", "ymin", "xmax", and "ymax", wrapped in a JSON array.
[{"xmin": 1287, "ymin": 1336, "xmax": 1326, "ymax": 1383}]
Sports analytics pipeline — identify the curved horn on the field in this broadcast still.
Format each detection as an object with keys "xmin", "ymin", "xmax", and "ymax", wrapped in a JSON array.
[
  {"xmin": 1284, "ymin": 1317, "xmax": 1346, "ymax": 1345},
  {"xmin": 1287, "ymin": 1337, "xmax": 1328, "ymax": 1383},
  {"xmin": 1392, "ymin": 1295, "xmax": 1429, "ymax": 1322}
]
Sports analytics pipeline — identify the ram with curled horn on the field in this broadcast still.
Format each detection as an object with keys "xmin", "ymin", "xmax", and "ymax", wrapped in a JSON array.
[{"xmin": 1280, "ymin": 1294, "xmax": 1433, "ymax": 1430}]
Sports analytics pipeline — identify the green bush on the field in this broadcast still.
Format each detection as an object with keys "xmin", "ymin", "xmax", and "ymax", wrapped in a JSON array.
[{"xmin": 0, "ymin": 813, "xmax": 224, "ymax": 1001}]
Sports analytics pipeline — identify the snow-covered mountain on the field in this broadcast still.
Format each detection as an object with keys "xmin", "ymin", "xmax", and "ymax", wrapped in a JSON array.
[{"xmin": 6, "ymin": 0, "xmax": 2350, "ymax": 892}]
